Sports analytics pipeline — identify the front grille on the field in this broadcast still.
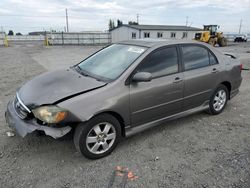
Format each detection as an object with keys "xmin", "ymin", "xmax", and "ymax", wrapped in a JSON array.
[{"xmin": 13, "ymin": 94, "xmax": 30, "ymax": 119}]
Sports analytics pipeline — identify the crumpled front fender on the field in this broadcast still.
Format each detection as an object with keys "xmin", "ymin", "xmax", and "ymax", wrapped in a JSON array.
[{"xmin": 5, "ymin": 101, "xmax": 72, "ymax": 139}]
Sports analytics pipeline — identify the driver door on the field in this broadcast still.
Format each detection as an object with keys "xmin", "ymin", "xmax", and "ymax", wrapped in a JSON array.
[{"xmin": 129, "ymin": 46, "xmax": 184, "ymax": 126}]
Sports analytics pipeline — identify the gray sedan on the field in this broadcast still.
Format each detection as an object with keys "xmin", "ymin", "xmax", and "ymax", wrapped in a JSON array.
[{"xmin": 5, "ymin": 40, "xmax": 242, "ymax": 159}]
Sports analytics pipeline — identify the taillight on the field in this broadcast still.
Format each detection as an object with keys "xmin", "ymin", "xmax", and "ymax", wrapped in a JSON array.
[{"xmin": 240, "ymin": 64, "xmax": 243, "ymax": 72}]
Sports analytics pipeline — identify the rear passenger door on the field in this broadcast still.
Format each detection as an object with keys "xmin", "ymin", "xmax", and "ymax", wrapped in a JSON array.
[{"xmin": 181, "ymin": 44, "xmax": 222, "ymax": 111}]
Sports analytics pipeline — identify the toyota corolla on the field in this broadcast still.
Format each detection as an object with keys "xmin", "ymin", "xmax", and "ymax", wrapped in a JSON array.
[{"xmin": 5, "ymin": 40, "xmax": 242, "ymax": 159}]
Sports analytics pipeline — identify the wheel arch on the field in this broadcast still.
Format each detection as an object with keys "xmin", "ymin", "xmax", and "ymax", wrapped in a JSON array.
[
  {"xmin": 220, "ymin": 81, "xmax": 232, "ymax": 99},
  {"xmin": 91, "ymin": 111, "xmax": 126, "ymax": 137}
]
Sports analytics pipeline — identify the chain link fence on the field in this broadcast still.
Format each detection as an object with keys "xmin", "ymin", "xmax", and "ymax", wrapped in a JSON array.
[
  {"xmin": 1, "ymin": 32, "xmax": 111, "ymax": 46},
  {"xmin": 0, "ymin": 33, "xmax": 5, "ymax": 46},
  {"xmin": 47, "ymin": 32, "xmax": 111, "ymax": 45}
]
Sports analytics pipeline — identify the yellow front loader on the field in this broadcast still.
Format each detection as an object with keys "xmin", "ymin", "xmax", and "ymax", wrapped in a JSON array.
[{"xmin": 194, "ymin": 25, "xmax": 227, "ymax": 47}]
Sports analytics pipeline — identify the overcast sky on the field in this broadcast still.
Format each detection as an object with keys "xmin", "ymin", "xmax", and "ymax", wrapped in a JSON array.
[{"xmin": 0, "ymin": 0, "xmax": 250, "ymax": 34}]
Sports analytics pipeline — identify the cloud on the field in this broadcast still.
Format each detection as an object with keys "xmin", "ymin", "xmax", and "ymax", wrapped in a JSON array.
[
  {"xmin": 0, "ymin": 9, "xmax": 12, "ymax": 14},
  {"xmin": 0, "ymin": 0, "xmax": 249, "ymax": 33},
  {"xmin": 175, "ymin": 0, "xmax": 250, "ymax": 13},
  {"xmin": 71, "ymin": 0, "xmax": 123, "ymax": 10}
]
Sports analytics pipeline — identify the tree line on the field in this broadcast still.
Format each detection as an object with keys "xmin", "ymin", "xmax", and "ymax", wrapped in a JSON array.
[{"xmin": 108, "ymin": 19, "xmax": 138, "ymax": 30}]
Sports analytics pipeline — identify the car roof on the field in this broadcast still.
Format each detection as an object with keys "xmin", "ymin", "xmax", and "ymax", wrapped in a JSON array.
[{"xmin": 116, "ymin": 39, "xmax": 204, "ymax": 48}]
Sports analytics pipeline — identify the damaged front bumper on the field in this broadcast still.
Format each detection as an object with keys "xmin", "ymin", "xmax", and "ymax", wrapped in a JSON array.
[{"xmin": 5, "ymin": 101, "xmax": 72, "ymax": 139}]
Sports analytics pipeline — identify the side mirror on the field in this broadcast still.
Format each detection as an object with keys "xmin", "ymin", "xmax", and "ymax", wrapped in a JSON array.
[{"xmin": 132, "ymin": 72, "xmax": 152, "ymax": 82}]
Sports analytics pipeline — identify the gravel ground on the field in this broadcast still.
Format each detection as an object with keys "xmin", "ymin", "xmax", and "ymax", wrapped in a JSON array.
[{"xmin": 0, "ymin": 42, "xmax": 249, "ymax": 188}]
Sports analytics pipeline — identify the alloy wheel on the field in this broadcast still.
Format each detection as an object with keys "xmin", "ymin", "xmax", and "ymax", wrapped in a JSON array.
[
  {"xmin": 86, "ymin": 122, "xmax": 116, "ymax": 154},
  {"xmin": 213, "ymin": 90, "xmax": 227, "ymax": 111}
]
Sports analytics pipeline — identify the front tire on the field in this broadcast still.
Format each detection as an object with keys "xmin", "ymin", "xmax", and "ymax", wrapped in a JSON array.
[
  {"xmin": 74, "ymin": 114, "xmax": 121, "ymax": 159},
  {"xmin": 208, "ymin": 38, "xmax": 216, "ymax": 46},
  {"xmin": 208, "ymin": 84, "xmax": 229, "ymax": 115}
]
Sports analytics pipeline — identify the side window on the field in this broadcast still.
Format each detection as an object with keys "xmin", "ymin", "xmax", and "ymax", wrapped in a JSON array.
[
  {"xmin": 182, "ymin": 32, "xmax": 188, "ymax": 38},
  {"xmin": 157, "ymin": 32, "xmax": 163, "ymax": 38},
  {"xmin": 182, "ymin": 45, "xmax": 210, "ymax": 71},
  {"xmin": 137, "ymin": 47, "xmax": 179, "ymax": 78},
  {"xmin": 171, "ymin": 32, "xmax": 176, "ymax": 38},
  {"xmin": 209, "ymin": 51, "xmax": 218, "ymax": 65},
  {"xmin": 144, "ymin": 32, "xmax": 150, "ymax": 38},
  {"xmin": 131, "ymin": 32, "xmax": 136, "ymax": 39}
]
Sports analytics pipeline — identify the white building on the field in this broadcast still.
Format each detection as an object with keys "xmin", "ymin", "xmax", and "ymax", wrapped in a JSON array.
[{"xmin": 110, "ymin": 24, "xmax": 202, "ymax": 43}]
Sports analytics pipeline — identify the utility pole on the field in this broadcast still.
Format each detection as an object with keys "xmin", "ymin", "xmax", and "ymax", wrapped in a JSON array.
[
  {"xmin": 239, "ymin": 19, "xmax": 242, "ymax": 34},
  {"xmin": 65, "ymin": 8, "xmax": 69, "ymax": 32},
  {"xmin": 186, "ymin": 16, "xmax": 188, "ymax": 26},
  {"xmin": 137, "ymin": 14, "xmax": 139, "ymax": 24}
]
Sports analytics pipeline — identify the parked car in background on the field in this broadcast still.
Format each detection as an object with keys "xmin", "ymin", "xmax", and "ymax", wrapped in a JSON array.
[
  {"xmin": 234, "ymin": 34, "xmax": 248, "ymax": 42},
  {"xmin": 5, "ymin": 39, "xmax": 242, "ymax": 159}
]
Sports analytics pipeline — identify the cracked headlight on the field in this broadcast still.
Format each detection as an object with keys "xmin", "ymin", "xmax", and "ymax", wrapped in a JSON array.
[{"xmin": 32, "ymin": 106, "xmax": 68, "ymax": 124}]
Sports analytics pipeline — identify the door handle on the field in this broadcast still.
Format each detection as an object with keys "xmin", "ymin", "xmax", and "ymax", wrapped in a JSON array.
[
  {"xmin": 211, "ymin": 68, "xmax": 219, "ymax": 73},
  {"xmin": 173, "ymin": 77, "xmax": 183, "ymax": 83}
]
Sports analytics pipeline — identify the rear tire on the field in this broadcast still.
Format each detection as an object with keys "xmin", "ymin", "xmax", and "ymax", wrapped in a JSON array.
[
  {"xmin": 74, "ymin": 114, "xmax": 121, "ymax": 159},
  {"xmin": 208, "ymin": 84, "xmax": 229, "ymax": 115},
  {"xmin": 218, "ymin": 37, "xmax": 227, "ymax": 47}
]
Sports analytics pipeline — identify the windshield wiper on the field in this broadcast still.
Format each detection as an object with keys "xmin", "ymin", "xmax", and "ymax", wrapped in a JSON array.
[
  {"xmin": 74, "ymin": 65, "xmax": 106, "ymax": 82},
  {"xmin": 79, "ymin": 70, "xmax": 90, "ymax": 77},
  {"xmin": 74, "ymin": 66, "xmax": 90, "ymax": 77}
]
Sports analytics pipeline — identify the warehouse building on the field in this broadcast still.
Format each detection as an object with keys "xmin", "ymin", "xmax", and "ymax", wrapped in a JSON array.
[{"xmin": 110, "ymin": 24, "xmax": 202, "ymax": 42}]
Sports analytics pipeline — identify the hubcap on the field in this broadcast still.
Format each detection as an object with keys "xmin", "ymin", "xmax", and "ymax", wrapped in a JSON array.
[
  {"xmin": 213, "ymin": 90, "xmax": 226, "ymax": 111},
  {"xmin": 86, "ymin": 122, "xmax": 116, "ymax": 154}
]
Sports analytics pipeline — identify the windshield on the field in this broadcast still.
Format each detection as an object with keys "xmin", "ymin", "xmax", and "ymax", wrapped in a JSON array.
[{"xmin": 77, "ymin": 44, "xmax": 147, "ymax": 80}]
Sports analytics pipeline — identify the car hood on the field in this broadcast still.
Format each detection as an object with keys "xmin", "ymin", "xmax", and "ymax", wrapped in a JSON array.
[{"xmin": 18, "ymin": 68, "xmax": 107, "ymax": 107}]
